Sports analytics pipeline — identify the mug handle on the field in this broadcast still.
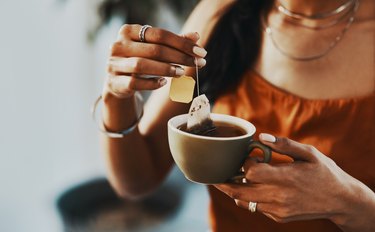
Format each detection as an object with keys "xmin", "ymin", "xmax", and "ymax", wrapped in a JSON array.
[{"xmin": 228, "ymin": 141, "xmax": 272, "ymax": 183}]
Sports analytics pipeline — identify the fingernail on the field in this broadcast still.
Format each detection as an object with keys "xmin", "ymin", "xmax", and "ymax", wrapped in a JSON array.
[
  {"xmin": 193, "ymin": 46, "xmax": 207, "ymax": 57},
  {"xmin": 260, "ymin": 133, "xmax": 276, "ymax": 143},
  {"xmin": 159, "ymin": 78, "xmax": 167, "ymax": 86},
  {"xmin": 194, "ymin": 58, "xmax": 206, "ymax": 67},
  {"xmin": 175, "ymin": 66, "xmax": 184, "ymax": 76},
  {"xmin": 194, "ymin": 32, "xmax": 200, "ymax": 40}
]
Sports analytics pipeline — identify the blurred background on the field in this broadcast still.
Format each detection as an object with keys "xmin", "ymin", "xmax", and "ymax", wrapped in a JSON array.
[{"xmin": 0, "ymin": 0, "xmax": 210, "ymax": 231}]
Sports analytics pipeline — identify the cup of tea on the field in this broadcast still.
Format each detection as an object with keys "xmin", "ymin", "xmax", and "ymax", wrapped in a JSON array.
[{"xmin": 167, "ymin": 113, "xmax": 272, "ymax": 184}]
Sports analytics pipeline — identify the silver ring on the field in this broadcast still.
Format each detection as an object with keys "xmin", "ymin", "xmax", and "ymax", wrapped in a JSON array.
[
  {"xmin": 248, "ymin": 201, "xmax": 257, "ymax": 213},
  {"xmin": 139, "ymin": 25, "xmax": 152, "ymax": 42}
]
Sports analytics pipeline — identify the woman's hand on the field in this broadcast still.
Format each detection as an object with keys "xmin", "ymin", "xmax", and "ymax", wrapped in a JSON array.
[
  {"xmin": 104, "ymin": 24, "xmax": 207, "ymax": 98},
  {"xmin": 215, "ymin": 133, "xmax": 375, "ymax": 231}
]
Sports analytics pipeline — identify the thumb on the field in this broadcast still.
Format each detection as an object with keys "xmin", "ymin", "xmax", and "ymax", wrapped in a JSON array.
[{"xmin": 259, "ymin": 133, "xmax": 318, "ymax": 162}]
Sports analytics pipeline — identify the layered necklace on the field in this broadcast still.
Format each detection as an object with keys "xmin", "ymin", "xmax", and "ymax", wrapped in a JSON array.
[
  {"xmin": 264, "ymin": 0, "xmax": 360, "ymax": 61},
  {"xmin": 277, "ymin": 0, "xmax": 355, "ymax": 20}
]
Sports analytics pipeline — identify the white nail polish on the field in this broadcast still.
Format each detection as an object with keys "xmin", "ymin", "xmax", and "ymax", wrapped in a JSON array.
[
  {"xmin": 175, "ymin": 66, "xmax": 184, "ymax": 76},
  {"xmin": 159, "ymin": 78, "xmax": 167, "ymax": 86},
  {"xmin": 260, "ymin": 133, "xmax": 276, "ymax": 143},
  {"xmin": 194, "ymin": 58, "xmax": 206, "ymax": 67},
  {"xmin": 193, "ymin": 46, "xmax": 207, "ymax": 57}
]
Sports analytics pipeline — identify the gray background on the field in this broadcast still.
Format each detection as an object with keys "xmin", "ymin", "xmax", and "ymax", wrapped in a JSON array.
[{"xmin": 0, "ymin": 0, "xmax": 209, "ymax": 231}]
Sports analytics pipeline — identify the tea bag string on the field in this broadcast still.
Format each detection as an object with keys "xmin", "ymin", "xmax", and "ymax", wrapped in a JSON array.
[{"xmin": 195, "ymin": 57, "xmax": 200, "ymax": 96}]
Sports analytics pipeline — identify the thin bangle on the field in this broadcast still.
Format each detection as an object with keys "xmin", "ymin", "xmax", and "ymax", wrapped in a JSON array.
[{"xmin": 91, "ymin": 92, "xmax": 144, "ymax": 138}]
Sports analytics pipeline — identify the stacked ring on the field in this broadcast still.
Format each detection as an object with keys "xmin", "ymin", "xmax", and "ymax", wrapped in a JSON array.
[{"xmin": 139, "ymin": 25, "xmax": 152, "ymax": 42}]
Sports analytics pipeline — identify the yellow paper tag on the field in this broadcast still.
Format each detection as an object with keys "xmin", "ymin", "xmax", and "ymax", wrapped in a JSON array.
[{"xmin": 169, "ymin": 75, "xmax": 196, "ymax": 103}]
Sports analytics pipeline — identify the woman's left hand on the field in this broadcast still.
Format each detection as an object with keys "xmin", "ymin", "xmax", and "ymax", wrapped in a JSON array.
[{"xmin": 214, "ymin": 133, "xmax": 375, "ymax": 230}]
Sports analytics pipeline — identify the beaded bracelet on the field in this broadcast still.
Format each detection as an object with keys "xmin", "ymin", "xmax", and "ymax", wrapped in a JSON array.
[{"xmin": 91, "ymin": 92, "xmax": 144, "ymax": 138}]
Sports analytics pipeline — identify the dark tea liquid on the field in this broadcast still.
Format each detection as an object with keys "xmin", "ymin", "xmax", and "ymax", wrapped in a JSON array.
[{"xmin": 179, "ymin": 122, "xmax": 246, "ymax": 137}]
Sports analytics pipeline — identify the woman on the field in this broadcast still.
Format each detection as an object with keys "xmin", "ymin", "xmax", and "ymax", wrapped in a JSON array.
[{"xmin": 100, "ymin": 0, "xmax": 375, "ymax": 231}]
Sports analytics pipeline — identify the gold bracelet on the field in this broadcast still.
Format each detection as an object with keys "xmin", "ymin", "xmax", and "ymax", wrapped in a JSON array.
[{"xmin": 91, "ymin": 92, "xmax": 144, "ymax": 138}]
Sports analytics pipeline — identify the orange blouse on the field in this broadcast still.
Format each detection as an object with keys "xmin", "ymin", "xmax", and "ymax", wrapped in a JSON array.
[{"xmin": 210, "ymin": 71, "xmax": 375, "ymax": 232}]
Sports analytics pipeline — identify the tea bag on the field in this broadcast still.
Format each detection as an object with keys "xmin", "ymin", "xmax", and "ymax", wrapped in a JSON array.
[
  {"xmin": 170, "ymin": 59, "xmax": 215, "ymax": 134},
  {"xmin": 186, "ymin": 94, "xmax": 216, "ymax": 135}
]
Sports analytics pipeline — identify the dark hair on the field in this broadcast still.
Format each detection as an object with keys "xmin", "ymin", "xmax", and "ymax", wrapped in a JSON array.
[{"xmin": 200, "ymin": 0, "xmax": 273, "ymax": 101}]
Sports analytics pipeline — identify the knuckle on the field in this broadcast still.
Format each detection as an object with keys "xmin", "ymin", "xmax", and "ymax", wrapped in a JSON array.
[
  {"xmin": 119, "ymin": 24, "xmax": 133, "ymax": 36},
  {"xmin": 274, "ymin": 207, "xmax": 290, "ymax": 222},
  {"xmin": 280, "ymin": 137, "xmax": 291, "ymax": 148},
  {"xmin": 282, "ymin": 172, "xmax": 294, "ymax": 184},
  {"xmin": 305, "ymin": 144, "xmax": 317, "ymax": 153},
  {"xmin": 182, "ymin": 41, "xmax": 194, "ymax": 54},
  {"xmin": 228, "ymin": 190, "xmax": 241, "ymax": 200},
  {"xmin": 243, "ymin": 158, "xmax": 256, "ymax": 170},
  {"xmin": 277, "ymin": 191, "xmax": 288, "ymax": 203},
  {"xmin": 185, "ymin": 55, "xmax": 194, "ymax": 65},
  {"xmin": 130, "ymin": 57, "xmax": 144, "ymax": 73},
  {"xmin": 110, "ymin": 41, "xmax": 123, "ymax": 56},
  {"xmin": 245, "ymin": 167, "xmax": 258, "ymax": 180},
  {"xmin": 167, "ymin": 65, "xmax": 175, "ymax": 76},
  {"xmin": 150, "ymin": 45, "xmax": 163, "ymax": 58},
  {"xmin": 153, "ymin": 28, "xmax": 166, "ymax": 41},
  {"xmin": 128, "ymin": 77, "xmax": 138, "ymax": 90},
  {"xmin": 328, "ymin": 157, "xmax": 337, "ymax": 166}
]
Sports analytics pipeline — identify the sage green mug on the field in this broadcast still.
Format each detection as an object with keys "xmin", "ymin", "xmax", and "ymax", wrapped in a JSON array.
[{"xmin": 167, "ymin": 113, "xmax": 271, "ymax": 184}]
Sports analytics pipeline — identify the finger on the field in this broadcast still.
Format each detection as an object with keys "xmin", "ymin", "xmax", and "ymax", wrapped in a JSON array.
[
  {"xmin": 233, "ymin": 200, "xmax": 282, "ymax": 223},
  {"xmin": 107, "ymin": 75, "xmax": 167, "ymax": 96},
  {"xmin": 214, "ymin": 184, "xmax": 266, "ymax": 203},
  {"xmin": 118, "ymin": 24, "xmax": 207, "ymax": 58},
  {"xmin": 234, "ymin": 199, "xmax": 272, "ymax": 214},
  {"xmin": 259, "ymin": 133, "xmax": 318, "ymax": 162},
  {"xmin": 108, "ymin": 57, "xmax": 185, "ymax": 77},
  {"xmin": 243, "ymin": 157, "xmax": 258, "ymax": 168},
  {"xmin": 111, "ymin": 41, "xmax": 206, "ymax": 67},
  {"xmin": 242, "ymin": 159, "xmax": 276, "ymax": 183},
  {"xmin": 234, "ymin": 199, "xmax": 258, "ymax": 211},
  {"xmin": 181, "ymin": 32, "xmax": 200, "ymax": 42},
  {"xmin": 233, "ymin": 200, "xmax": 284, "ymax": 222}
]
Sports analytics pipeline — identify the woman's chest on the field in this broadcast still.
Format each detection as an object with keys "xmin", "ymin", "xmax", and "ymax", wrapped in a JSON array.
[{"xmin": 254, "ymin": 24, "xmax": 374, "ymax": 100}]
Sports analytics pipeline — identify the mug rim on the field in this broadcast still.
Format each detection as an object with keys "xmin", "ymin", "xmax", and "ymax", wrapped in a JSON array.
[{"xmin": 168, "ymin": 113, "xmax": 256, "ymax": 141}]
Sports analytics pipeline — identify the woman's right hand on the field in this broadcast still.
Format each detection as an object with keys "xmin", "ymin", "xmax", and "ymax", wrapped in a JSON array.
[{"xmin": 104, "ymin": 24, "xmax": 207, "ymax": 99}]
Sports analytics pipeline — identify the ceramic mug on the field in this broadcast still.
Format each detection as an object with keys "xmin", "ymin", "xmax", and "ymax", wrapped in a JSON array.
[{"xmin": 167, "ymin": 113, "xmax": 271, "ymax": 184}]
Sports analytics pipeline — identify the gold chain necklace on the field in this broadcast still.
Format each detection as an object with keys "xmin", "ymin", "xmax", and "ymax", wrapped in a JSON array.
[
  {"xmin": 279, "ymin": 2, "xmax": 355, "ymax": 30},
  {"xmin": 277, "ymin": 0, "xmax": 355, "ymax": 20},
  {"xmin": 264, "ymin": 0, "xmax": 359, "ymax": 62}
]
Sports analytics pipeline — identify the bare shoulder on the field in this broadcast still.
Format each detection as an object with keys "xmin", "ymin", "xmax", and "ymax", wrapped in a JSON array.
[{"xmin": 181, "ymin": 0, "xmax": 235, "ymax": 46}]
